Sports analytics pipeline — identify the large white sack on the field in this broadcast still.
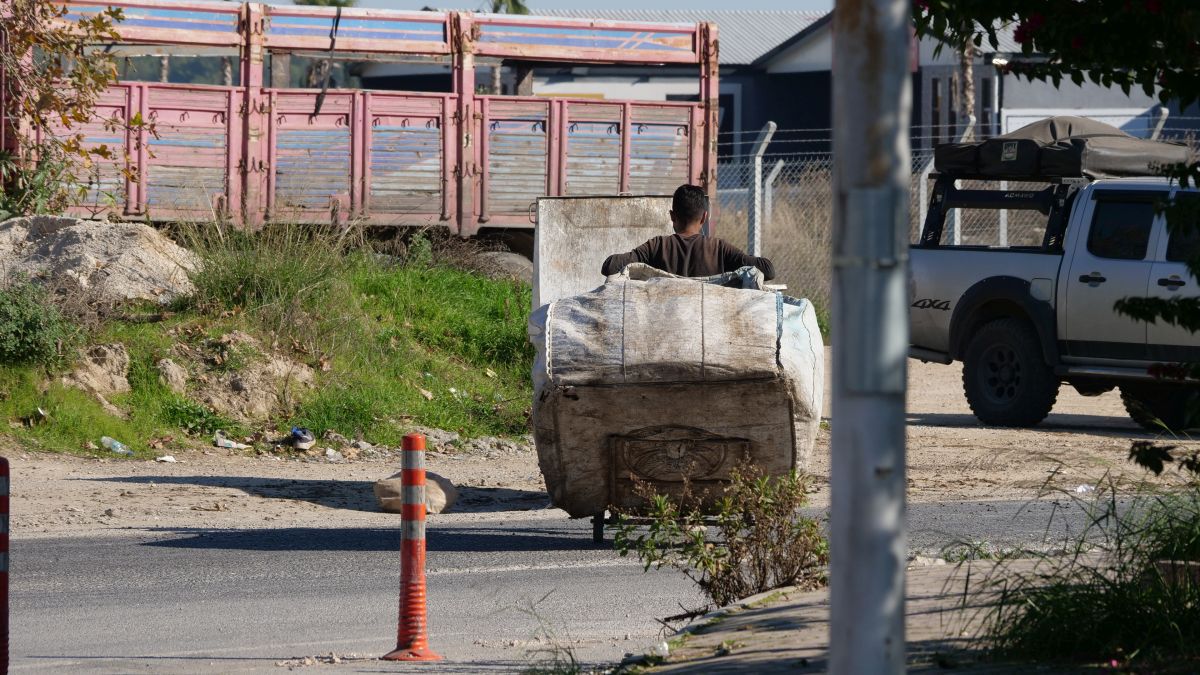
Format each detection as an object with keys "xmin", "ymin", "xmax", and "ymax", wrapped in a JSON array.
[{"xmin": 529, "ymin": 264, "xmax": 823, "ymax": 518}]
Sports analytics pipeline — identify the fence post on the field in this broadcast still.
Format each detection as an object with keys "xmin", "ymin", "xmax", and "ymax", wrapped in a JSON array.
[
  {"xmin": 764, "ymin": 158, "xmax": 785, "ymax": 229},
  {"xmin": 382, "ymin": 434, "xmax": 442, "ymax": 662},
  {"xmin": 1150, "ymin": 106, "xmax": 1169, "ymax": 141},
  {"xmin": 748, "ymin": 121, "xmax": 776, "ymax": 256}
]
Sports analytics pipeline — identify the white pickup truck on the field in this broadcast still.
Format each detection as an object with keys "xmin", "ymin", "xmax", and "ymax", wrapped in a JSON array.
[{"xmin": 909, "ymin": 118, "xmax": 1198, "ymax": 430}]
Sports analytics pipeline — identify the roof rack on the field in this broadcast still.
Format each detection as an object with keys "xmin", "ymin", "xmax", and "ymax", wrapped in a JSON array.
[{"xmin": 916, "ymin": 174, "xmax": 1079, "ymax": 250}]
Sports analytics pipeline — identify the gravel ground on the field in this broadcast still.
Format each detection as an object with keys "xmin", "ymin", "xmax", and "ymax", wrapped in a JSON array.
[{"xmin": 3, "ymin": 353, "xmax": 1186, "ymax": 539}]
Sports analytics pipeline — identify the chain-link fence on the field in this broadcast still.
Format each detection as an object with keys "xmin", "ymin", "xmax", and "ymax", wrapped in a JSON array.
[
  {"xmin": 714, "ymin": 121, "xmax": 1200, "ymax": 319},
  {"xmin": 715, "ymin": 151, "xmax": 931, "ymax": 319}
]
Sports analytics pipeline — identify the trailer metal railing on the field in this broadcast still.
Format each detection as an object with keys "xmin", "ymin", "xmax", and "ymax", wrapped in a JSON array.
[{"xmin": 2, "ymin": 1, "xmax": 719, "ymax": 231}]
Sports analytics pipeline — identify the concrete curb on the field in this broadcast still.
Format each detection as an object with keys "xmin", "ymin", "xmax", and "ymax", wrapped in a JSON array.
[{"xmin": 615, "ymin": 584, "xmax": 808, "ymax": 672}]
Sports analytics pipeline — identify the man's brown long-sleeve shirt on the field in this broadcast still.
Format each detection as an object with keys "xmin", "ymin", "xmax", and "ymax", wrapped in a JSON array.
[{"xmin": 600, "ymin": 233, "xmax": 776, "ymax": 280}]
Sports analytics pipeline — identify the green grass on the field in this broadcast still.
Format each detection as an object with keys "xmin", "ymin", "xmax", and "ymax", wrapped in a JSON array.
[
  {"xmin": 975, "ymin": 483, "xmax": 1200, "ymax": 669},
  {"xmin": 1, "ymin": 227, "xmax": 535, "ymax": 455}
]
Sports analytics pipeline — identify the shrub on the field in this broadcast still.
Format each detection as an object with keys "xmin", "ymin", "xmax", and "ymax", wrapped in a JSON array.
[
  {"xmin": 0, "ymin": 279, "xmax": 76, "ymax": 365},
  {"xmin": 975, "ymin": 447, "xmax": 1200, "ymax": 668},
  {"xmin": 613, "ymin": 468, "xmax": 828, "ymax": 609}
]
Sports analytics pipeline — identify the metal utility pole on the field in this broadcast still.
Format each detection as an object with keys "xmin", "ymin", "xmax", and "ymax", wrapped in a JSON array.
[{"xmin": 830, "ymin": 0, "xmax": 911, "ymax": 673}]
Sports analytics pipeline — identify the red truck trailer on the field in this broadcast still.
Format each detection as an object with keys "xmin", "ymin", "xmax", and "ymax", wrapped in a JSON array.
[{"xmin": 1, "ymin": 1, "xmax": 719, "ymax": 235}]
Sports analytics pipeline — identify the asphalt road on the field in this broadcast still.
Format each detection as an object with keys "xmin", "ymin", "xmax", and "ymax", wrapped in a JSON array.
[{"xmin": 9, "ymin": 497, "xmax": 1104, "ymax": 674}]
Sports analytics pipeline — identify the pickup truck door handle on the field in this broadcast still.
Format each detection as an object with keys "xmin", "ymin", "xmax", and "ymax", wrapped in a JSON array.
[
  {"xmin": 1078, "ymin": 273, "xmax": 1107, "ymax": 284},
  {"xmin": 1158, "ymin": 276, "xmax": 1187, "ymax": 289}
]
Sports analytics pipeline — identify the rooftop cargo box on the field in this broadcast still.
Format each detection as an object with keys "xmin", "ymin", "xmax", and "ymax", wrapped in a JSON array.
[{"xmin": 934, "ymin": 116, "xmax": 1191, "ymax": 179}]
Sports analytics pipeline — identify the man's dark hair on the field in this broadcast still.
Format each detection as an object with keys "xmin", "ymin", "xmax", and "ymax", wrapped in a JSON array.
[{"xmin": 672, "ymin": 184, "xmax": 709, "ymax": 224}]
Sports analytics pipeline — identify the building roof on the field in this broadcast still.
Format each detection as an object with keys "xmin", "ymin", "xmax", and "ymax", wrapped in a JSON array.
[{"xmin": 533, "ymin": 9, "xmax": 828, "ymax": 66}]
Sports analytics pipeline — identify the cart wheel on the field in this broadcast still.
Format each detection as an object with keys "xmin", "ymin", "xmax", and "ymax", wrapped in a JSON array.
[{"xmin": 592, "ymin": 512, "xmax": 606, "ymax": 544}]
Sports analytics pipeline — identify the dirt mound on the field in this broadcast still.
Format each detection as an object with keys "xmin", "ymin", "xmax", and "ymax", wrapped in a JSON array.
[
  {"xmin": 180, "ymin": 331, "xmax": 315, "ymax": 422},
  {"xmin": 62, "ymin": 343, "xmax": 131, "ymax": 418},
  {"xmin": 0, "ymin": 216, "xmax": 199, "ymax": 304}
]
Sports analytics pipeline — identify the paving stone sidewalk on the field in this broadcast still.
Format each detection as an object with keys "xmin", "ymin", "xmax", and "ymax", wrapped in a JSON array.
[{"xmin": 627, "ymin": 559, "xmax": 1086, "ymax": 674}]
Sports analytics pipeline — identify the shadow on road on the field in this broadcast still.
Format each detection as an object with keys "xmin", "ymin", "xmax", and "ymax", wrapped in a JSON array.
[
  {"xmin": 907, "ymin": 412, "xmax": 1146, "ymax": 436},
  {"xmin": 86, "ymin": 475, "xmax": 550, "ymax": 514},
  {"xmin": 20, "ymin": 655, "xmax": 528, "ymax": 672},
  {"xmin": 137, "ymin": 524, "xmax": 606, "ymax": 552}
]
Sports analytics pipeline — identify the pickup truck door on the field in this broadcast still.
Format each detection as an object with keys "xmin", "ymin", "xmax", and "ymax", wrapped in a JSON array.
[
  {"xmin": 1062, "ymin": 193, "xmax": 1162, "ymax": 362},
  {"xmin": 1146, "ymin": 190, "xmax": 1200, "ymax": 362}
]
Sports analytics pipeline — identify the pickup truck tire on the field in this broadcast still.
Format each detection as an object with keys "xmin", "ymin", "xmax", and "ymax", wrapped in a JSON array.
[
  {"xmin": 1120, "ymin": 385, "xmax": 1198, "ymax": 433},
  {"xmin": 962, "ymin": 318, "xmax": 1059, "ymax": 427}
]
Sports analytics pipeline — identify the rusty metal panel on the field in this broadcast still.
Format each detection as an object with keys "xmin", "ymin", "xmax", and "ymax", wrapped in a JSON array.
[
  {"xmin": 485, "ymin": 99, "xmax": 549, "ymax": 215},
  {"xmin": 270, "ymin": 92, "xmax": 353, "ymax": 216},
  {"xmin": 263, "ymin": 6, "xmax": 450, "ymax": 54},
  {"xmin": 628, "ymin": 105, "xmax": 692, "ymax": 195},
  {"xmin": 367, "ymin": 94, "xmax": 445, "ymax": 217},
  {"xmin": 63, "ymin": 1, "xmax": 241, "ymax": 47},
  {"xmin": 474, "ymin": 14, "xmax": 698, "ymax": 64},
  {"xmin": 564, "ymin": 103, "xmax": 622, "ymax": 196},
  {"xmin": 45, "ymin": 86, "xmax": 134, "ymax": 217},
  {"xmin": 144, "ymin": 86, "xmax": 230, "ymax": 217}
]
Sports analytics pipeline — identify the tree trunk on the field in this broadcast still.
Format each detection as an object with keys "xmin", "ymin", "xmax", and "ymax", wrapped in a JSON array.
[
  {"xmin": 159, "ymin": 55, "xmax": 169, "ymax": 83},
  {"xmin": 492, "ymin": 62, "xmax": 503, "ymax": 95},
  {"xmin": 959, "ymin": 31, "xmax": 976, "ymax": 141},
  {"xmin": 222, "ymin": 56, "xmax": 233, "ymax": 87}
]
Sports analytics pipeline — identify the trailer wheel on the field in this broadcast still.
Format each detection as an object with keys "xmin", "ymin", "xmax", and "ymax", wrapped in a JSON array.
[
  {"xmin": 1120, "ymin": 385, "xmax": 1199, "ymax": 433},
  {"xmin": 962, "ymin": 318, "xmax": 1059, "ymax": 427}
]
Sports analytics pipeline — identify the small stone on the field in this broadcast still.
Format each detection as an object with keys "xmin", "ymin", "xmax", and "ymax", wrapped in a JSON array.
[
  {"xmin": 325, "ymin": 448, "xmax": 344, "ymax": 463},
  {"xmin": 323, "ymin": 430, "xmax": 350, "ymax": 445},
  {"xmin": 375, "ymin": 471, "xmax": 458, "ymax": 514},
  {"xmin": 103, "ymin": 508, "xmax": 116, "ymax": 517},
  {"xmin": 156, "ymin": 358, "xmax": 188, "ymax": 395}
]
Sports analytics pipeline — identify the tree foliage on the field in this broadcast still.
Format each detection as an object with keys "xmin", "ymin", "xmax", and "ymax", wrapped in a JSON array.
[
  {"xmin": 0, "ymin": 0, "xmax": 138, "ymax": 217},
  {"xmin": 489, "ymin": 0, "xmax": 530, "ymax": 15},
  {"xmin": 913, "ymin": 1, "xmax": 1200, "ymax": 107}
]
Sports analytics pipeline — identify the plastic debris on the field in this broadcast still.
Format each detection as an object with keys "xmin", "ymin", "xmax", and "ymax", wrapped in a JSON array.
[
  {"xmin": 290, "ymin": 426, "xmax": 316, "ymax": 451},
  {"xmin": 649, "ymin": 641, "xmax": 670, "ymax": 658},
  {"xmin": 1074, "ymin": 484, "xmax": 1096, "ymax": 494},
  {"xmin": 100, "ymin": 436, "xmax": 134, "ymax": 456},
  {"xmin": 213, "ymin": 430, "xmax": 250, "ymax": 450},
  {"xmin": 155, "ymin": 455, "xmax": 177, "ymax": 463}
]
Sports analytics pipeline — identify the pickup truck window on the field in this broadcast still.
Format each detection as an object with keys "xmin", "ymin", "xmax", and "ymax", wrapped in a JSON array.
[{"xmin": 1086, "ymin": 201, "xmax": 1156, "ymax": 261}]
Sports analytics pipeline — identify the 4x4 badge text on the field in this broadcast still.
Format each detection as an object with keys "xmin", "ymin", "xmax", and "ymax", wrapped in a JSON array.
[{"xmin": 911, "ymin": 298, "xmax": 951, "ymax": 311}]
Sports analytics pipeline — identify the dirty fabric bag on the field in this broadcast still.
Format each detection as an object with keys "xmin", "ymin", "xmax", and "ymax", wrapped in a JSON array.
[{"xmin": 529, "ymin": 263, "xmax": 824, "ymax": 518}]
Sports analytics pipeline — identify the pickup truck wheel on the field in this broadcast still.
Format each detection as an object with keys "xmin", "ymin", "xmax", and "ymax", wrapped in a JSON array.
[
  {"xmin": 1120, "ymin": 385, "xmax": 1199, "ymax": 433},
  {"xmin": 962, "ymin": 318, "xmax": 1059, "ymax": 427}
]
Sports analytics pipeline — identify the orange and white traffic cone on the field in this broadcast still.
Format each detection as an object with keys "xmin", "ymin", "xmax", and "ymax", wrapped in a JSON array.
[{"xmin": 382, "ymin": 434, "xmax": 442, "ymax": 662}]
